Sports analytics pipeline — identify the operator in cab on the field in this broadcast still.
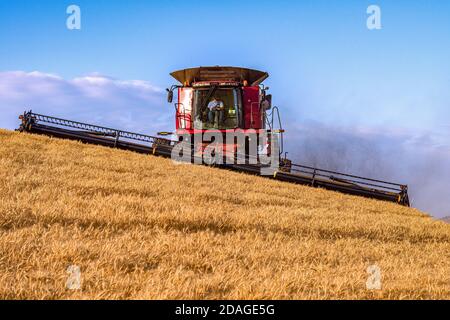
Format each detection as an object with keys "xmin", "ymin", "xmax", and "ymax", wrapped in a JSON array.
[{"xmin": 207, "ymin": 96, "xmax": 224, "ymax": 127}]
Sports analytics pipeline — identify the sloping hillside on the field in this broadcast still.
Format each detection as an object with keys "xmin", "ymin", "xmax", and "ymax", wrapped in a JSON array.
[{"xmin": 0, "ymin": 129, "xmax": 449, "ymax": 300}]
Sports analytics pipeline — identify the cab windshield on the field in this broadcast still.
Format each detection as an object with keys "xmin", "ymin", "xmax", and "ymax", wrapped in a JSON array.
[{"xmin": 193, "ymin": 88, "xmax": 241, "ymax": 129}]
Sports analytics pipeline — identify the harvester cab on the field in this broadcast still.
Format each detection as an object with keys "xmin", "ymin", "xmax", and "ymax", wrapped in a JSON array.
[{"xmin": 167, "ymin": 66, "xmax": 285, "ymax": 164}]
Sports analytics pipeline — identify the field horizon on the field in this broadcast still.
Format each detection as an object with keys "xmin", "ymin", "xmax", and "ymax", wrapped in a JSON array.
[{"xmin": 0, "ymin": 129, "xmax": 449, "ymax": 299}]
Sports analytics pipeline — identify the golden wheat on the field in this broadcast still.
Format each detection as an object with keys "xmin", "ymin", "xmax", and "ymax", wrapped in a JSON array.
[{"xmin": 0, "ymin": 129, "xmax": 449, "ymax": 300}]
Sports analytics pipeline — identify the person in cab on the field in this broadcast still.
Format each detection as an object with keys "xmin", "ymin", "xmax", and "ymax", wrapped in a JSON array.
[{"xmin": 207, "ymin": 96, "xmax": 225, "ymax": 127}]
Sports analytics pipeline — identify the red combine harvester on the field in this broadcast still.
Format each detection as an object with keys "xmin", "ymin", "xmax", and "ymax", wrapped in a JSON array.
[
  {"xmin": 18, "ymin": 66, "xmax": 410, "ymax": 206},
  {"xmin": 166, "ymin": 67, "xmax": 285, "ymax": 168}
]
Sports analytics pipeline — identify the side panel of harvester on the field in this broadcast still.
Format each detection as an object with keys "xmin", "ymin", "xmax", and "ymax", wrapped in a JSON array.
[
  {"xmin": 176, "ymin": 87, "xmax": 193, "ymax": 130},
  {"xmin": 243, "ymin": 86, "xmax": 261, "ymax": 129}
]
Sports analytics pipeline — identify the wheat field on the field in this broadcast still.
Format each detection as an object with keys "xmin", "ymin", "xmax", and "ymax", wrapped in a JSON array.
[{"xmin": 0, "ymin": 129, "xmax": 449, "ymax": 300}]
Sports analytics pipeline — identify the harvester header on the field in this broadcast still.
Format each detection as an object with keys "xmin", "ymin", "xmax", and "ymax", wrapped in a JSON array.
[{"xmin": 17, "ymin": 66, "xmax": 411, "ymax": 207}]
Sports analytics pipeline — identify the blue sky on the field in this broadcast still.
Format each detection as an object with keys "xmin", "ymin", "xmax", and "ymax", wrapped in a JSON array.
[
  {"xmin": 1, "ymin": 0, "xmax": 449, "ymax": 130},
  {"xmin": 0, "ymin": 0, "xmax": 449, "ymax": 217}
]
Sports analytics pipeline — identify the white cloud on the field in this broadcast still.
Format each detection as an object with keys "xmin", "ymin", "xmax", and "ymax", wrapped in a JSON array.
[
  {"xmin": 285, "ymin": 119, "xmax": 450, "ymax": 218},
  {"xmin": 0, "ymin": 71, "xmax": 171, "ymax": 134}
]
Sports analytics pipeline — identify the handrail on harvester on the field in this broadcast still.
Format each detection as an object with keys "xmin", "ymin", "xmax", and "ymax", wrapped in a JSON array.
[
  {"xmin": 289, "ymin": 163, "xmax": 407, "ymax": 193},
  {"xmin": 19, "ymin": 111, "xmax": 177, "ymax": 146}
]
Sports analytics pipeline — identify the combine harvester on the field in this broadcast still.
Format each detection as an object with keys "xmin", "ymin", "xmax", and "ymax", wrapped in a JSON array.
[{"xmin": 18, "ymin": 66, "xmax": 410, "ymax": 206}]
